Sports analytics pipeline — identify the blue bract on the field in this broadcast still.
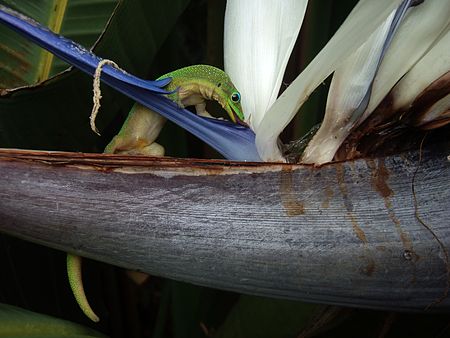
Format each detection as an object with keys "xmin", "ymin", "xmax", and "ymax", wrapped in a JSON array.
[{"xmin": 0, "ymin": 5, "xmax": 261, "ymax": 162}]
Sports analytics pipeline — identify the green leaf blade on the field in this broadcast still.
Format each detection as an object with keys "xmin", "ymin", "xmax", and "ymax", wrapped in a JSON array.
[
  {"xmin": 0, "ymin": 0, "xmax": 118, "ymax": 87},
  {"xmin": 0, "ymin": 0, "xmax": 54, "ymax": 87},
  {"xmin": 0, "ymin": 303, "xmax": 106, "ymax": 338},
  {"xmin": 0, "ymin": 0, "xmax": 191, "ymax": 152},
  {"xmin": 49, "ymin": 0, "xmax": 119, "ymax": 76}
]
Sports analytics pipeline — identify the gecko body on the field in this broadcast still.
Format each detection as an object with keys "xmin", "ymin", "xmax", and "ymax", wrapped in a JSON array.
[
  {"xmin": 104, "ymin": 64, "xmax": 245, "ymax": 155},
  {"xmin": 67, "ymin": 65, "xmax": 244, "ymax": 322}
]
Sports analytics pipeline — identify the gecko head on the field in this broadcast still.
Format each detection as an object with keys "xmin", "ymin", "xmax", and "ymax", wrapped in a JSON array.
[{"xmin": 215, "ymin": 82, "xmax": 247, "ymax": 126}]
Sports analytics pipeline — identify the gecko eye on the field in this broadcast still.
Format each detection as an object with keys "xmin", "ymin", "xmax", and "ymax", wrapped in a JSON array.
[{"xmin": 231, "ymin": 92, "xmax": 241, "ymax": 103}]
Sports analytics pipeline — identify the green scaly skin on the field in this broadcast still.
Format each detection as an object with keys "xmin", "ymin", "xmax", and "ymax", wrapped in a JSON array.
[
  {"xmin": 104, "ymin": 64, "xmax": 245, "ymax": 155},
  {"xmin": 67, "ymin": 65, "xmax": 244, "ymax": 322},
  {"xmin": 163, "ymin": 64, "xmax": 245, "ymax": 122},
  {"xmin": 67, "ymin": 254, "xmax": 99, "ymax": 322}
]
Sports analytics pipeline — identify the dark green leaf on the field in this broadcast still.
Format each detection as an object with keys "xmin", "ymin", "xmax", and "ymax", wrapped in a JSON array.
[
  {"xmin": 0, "ymin": 303, "xmax": 106, "ymax": 337},
  {"xmin": 0, "ymin": 0, "xmax": 118, "ymax": 88},
  {"xmin": 0, "ymin": 0, "xmax": 191, "ymax": 152},
  {"xmin": 215, "ymin": 295, "xmax": 320, "ymax": 338}
]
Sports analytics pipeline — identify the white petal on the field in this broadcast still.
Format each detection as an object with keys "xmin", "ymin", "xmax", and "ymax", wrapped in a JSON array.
[
  {"xmin": 301, "ymin": 10, "xmax": 396, "ymax": 164},
  {"xmin": 224, "ymin": 0, "xmax": 307, "ymax": 131},
  {"xmin": 364, "ymin": 0, "xmax": 450, "ymax": 119},
  {"xmin": 415, "ymin": 93, "xmax": 450, "ymax": 129},
  {"xmin": 395, "ymin": 25, "xmax": 450, "ymax": 129},
  {"xmin": 302, "ymin": 0, "xmax": 450, "ymax": 164},
  {"xmin": 255, "ymin": 0, "xmax": 404, "ymax": 161},
  {"xmin": 391, "ymin": 25, "xmax": 450, "ymax": 114}
]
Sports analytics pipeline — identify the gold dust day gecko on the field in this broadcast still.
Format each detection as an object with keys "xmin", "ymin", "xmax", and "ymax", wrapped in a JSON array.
[
  {"xmin": 105, "ymin": 64, "xmax": 246, "ymax": 155},
  {"xmin": 67, "ymin": 64, "xmax": 245, "ymax": 322}
]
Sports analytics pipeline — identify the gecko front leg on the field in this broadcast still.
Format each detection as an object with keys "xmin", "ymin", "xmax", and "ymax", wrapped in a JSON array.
[{"xmin": 194, "ymin": 102, "xmax": 213, "ymax": 118}]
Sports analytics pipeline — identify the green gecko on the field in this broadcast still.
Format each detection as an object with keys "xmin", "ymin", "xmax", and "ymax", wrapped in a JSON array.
[
  {"xmin": 67, "ymin": 64, "xmax": 245, "ymax": 322},
  {"xmin": 105, "ymin": 64, "xmax": 245, "ymax": 155}
]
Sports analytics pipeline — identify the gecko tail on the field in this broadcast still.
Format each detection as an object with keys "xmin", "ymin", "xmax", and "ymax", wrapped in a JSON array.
[{"xmin": 66, "ymin": 254, "xmax": 100, "ymax": 322}]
